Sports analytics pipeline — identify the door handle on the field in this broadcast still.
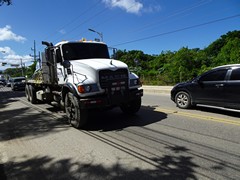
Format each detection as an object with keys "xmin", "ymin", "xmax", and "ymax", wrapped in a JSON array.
[{"xmin": 215, "ymin": 84, "xmax": 224, "ymax": 88}]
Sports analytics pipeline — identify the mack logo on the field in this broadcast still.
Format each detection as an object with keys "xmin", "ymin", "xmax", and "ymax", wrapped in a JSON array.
[{"xmin": 100, "ymin": 74, "xmax": 127, "ymax": 80}]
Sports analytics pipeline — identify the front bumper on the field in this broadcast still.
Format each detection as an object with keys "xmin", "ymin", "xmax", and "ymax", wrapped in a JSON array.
[
  {"xmin": 79, "ymin": 88, "xmax": 143, "ymax": 109},
  {"xmin": 12, "ymin": 84, "xmax": 26, "ymax": 90}
]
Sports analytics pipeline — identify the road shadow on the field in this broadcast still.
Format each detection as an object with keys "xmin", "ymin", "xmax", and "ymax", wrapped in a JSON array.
[
  {"xmin": 0, "ymin": 90, "xmax": 70, "ymax": 142},
  {"xmin": 44, "ymin": 103, "xmax": 168, "ymax": 132},
  {"xmin": 0, "ymin": 88, "xmax": 25, "ymax": 109},
  {"xmin": 84, "ymin": 106, "xmax": 167, "ymax": 131},
  {"xmin": 1, "ymin": 143, "xmax": 199, "ymax": 180}
]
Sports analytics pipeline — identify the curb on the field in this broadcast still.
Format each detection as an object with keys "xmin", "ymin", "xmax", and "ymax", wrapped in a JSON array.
[{"xmin": 141, "ymin": 85, "xmax": 172, "ymax": 94}]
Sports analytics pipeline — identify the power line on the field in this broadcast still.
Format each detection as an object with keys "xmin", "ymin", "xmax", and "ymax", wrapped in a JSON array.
[
  {"xmin": 53, "ymin": 0, "xmax": 122, "ymax": 42},
  {"xmin": 130, "ymin": 0, "xmax": 212, "ymax": 34},
  {"xmin": 111, "ymin": 14, "xmax": 240, "ymax": 47},
  {"xmin": 55, "ymin": 0, "xmax": 143, "ymax": 42},
  {"xmin": 60, "ymin": 8, "xmax": 109, "ymax": 41},
  {"xmin": 45, "ymin": 0, "xmax": 102, "ymax": 41},
  {"xmin": 70, "ymin": 2, "xmax": 141, "ymax": 40}
]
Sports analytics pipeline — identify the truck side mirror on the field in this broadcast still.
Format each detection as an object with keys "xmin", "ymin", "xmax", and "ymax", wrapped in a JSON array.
[
  {"xmin": 113, "ymin": 48, "xmax": 117, "ymax": 59},
  {"xmin": 62, "ymin": 60, "xmax": 71, "ymax": 68}
]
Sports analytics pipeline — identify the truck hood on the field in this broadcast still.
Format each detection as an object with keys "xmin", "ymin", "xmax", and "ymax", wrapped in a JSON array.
[
  {"xmin": 69, "ymin": 58, "xmax": 128, "ymax": 84},
  {"xmin": 71, "ymin": 58, "xmax": 128, "ymax": 70}
]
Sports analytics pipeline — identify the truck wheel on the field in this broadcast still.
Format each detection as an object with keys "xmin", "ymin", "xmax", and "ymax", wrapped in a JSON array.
[
  {"xmin": 29, "ymin": 85, "xmax": 37, "ymax": 104},
  {"xmin": 65, "ymin": 92, "xmax": 88, "ymax": 129},
  {"xmin": 25, "ymin": 84, "xmax": 30, "ymax": 101},
  {"xmin": 11, "ymin": 84, "xmax": 15, "ymax": 91},
  {"xmin": 120, "ymin": 98, "xmax": 141, "ymax": 115}
]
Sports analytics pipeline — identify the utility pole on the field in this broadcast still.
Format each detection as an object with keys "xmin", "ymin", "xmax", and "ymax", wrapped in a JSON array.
[
  {"xmin": 30, "ymin": 40, "xmax": 41, "ymax": 70},
  {"xmin": 20, "ymin": 58, "xmax": 24, "ymax": 76},
  {"xmin": 30, "ymin": 40, "xmax": 37, "ymax": 62}
]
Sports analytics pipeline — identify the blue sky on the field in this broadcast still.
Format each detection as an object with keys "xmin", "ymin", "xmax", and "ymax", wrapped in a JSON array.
[{"xmin": 0, "ymin": 0, "xmax": 239, "ymax": 70}]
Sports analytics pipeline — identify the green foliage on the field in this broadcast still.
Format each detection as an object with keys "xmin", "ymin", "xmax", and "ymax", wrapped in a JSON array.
[
  {"xmin": 116, "ymin": 30, "xmax": 240, "ymax": 85},
  {"xmin": 4, "ymin": 67, "xmax": 24, "ymax": 77},
  {"xmin": 3, "ymin": 61, "xmax": 37, "ymax": 78},
  {"xmin": 26, "ymin": 61, "xmax": 37, "ymax": 78}
]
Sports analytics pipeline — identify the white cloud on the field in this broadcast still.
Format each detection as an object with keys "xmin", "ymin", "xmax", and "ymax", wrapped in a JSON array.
[
  {"xmin": 0, "ymin": 46, "xmax": 15, "ymax": 55},
  {"xmin": 103, "ymin": 0, "xmax": 143, "ymax": 14},
  {"xmin": 3, "ymin": 54, "xmax": 32, "ymax": 64},
  {"xmin": 0, "ymin": 46, "xmax": 33, "ymax": 67},
  {"xmin": 0, "ymin": 25, "xmax": 26, "ymax": 42}
]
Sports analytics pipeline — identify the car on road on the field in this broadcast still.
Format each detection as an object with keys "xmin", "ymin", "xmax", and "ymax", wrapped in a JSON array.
[
  {"xmin": 171, "ymin": 64, "xmax": 240, "ymax": 110},
  {"xmin": 11, "ymin": 77, "xmax": 26, "ymax": 91},
  {"xmin": 0, "ymin": 80, "xmax": 4, "ymax": 86},
  {"xmin": 0, "ymin": 79, "xmax": 6, "ymax": 86}
]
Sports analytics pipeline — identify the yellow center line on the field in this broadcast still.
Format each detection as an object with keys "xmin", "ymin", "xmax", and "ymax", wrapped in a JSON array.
[{"xmin": 153, "ymin": 107, "xmax": 240, "ymax": 126}]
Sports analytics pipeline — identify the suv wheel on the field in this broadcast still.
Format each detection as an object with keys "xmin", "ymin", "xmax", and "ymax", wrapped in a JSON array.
[{"xmin": 175, "ymin": 91, "xmax": 191, "ymax": 109}]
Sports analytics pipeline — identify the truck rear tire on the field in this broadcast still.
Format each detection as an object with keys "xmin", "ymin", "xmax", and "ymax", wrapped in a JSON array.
[
  {"xmin": 25, "ymin": 84, "xmax": 30, "ymax": 101},
  {"xmin": 120, "ymin": 98, "xmax": 141, "ymax": 115},
  {"xmin": 65, "ymin": 92, "xmax": 88, "ymax": 129},
  {"xmin": 29, "ymin": 85, "xmax": 37, "ymax": 104}
]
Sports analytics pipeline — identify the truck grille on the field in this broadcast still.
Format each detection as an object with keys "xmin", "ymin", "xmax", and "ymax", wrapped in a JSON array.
[{"xmin": 99, "ymin": 69, "xmax": 128, "ymax": 89}]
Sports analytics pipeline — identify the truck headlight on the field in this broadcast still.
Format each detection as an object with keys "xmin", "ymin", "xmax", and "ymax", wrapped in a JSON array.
[
  {"xmin": 77, "ymin": 84, "xmax": 98, "ymax": 93},
  {"xmin": 85, "ymin": 85, "xmax": 91, "ymax": 92},
  {"xmin": 130, "ymin": 79, "xmax": 141, "ymax": 86}
]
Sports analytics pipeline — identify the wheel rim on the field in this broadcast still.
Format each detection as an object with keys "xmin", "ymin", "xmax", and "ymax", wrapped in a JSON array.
[{"xmin": 177, "ymin": 94, "xmax": 188, "ymax": 107}]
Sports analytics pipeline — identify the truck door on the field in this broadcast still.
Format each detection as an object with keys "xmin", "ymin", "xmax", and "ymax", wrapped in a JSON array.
[{"xmin": 56, "ymin": 48, "xmax": 65, "ymax": 85}]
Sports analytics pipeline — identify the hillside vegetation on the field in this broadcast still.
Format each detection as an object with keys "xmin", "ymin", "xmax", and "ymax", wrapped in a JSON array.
[{"xmin": 116, "ymin": 30, "xmax": 240, "ymax": 85}]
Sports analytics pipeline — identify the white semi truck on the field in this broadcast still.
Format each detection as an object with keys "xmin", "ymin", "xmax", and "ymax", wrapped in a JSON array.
[{"xmin": 25, "ymin": 40, "xmax": 143, "ymax": 128}]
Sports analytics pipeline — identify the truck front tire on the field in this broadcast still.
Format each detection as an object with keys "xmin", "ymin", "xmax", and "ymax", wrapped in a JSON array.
[
  {"xmin": 65, "ymin": 92, "xmax": 88, "ymax": 129},
  {"xmin": 120, "ymin": 98, "xmax": 141, "ymax": 115}
]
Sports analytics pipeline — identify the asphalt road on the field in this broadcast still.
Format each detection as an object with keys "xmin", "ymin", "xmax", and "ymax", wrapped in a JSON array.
[{"xmin": 0, "ymin": 86, "xmax": 240, "ymax": 180}]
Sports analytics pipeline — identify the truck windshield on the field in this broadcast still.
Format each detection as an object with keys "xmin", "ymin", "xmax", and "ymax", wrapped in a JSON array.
[{"xmin": 62, "ymin": 42, "xmax": 110, "ymax": 61}]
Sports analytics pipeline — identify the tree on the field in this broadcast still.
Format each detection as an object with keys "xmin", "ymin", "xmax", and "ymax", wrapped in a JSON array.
[
  {"xmin": 113, "ymin": 30, "xmax": 240, "ymax": 85},
  {"xmin": 4, "ymin": 68, "xmax": 22, "ymax": 77},
  {"xmin": 205, "ymin": 30, "xmax": 240, "ymax": 58},
  {"xmin": 26, "ymin": 61, "xmax": 37, "ymax": 77},
  {"xmin": 214, "ymin": 38, "xmax": 240, "ymax": 65},
  {"xmin": 0, "ymin": 0, "xmax": 11, "ymax": 6}
]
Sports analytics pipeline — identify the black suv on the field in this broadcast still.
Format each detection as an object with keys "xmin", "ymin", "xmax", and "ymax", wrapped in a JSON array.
[{"xmin": 171, "ymin": 64, "xmax": 240, "ymax": 110}]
